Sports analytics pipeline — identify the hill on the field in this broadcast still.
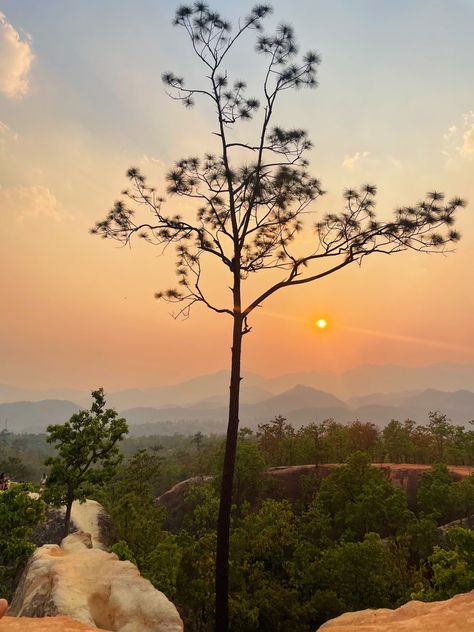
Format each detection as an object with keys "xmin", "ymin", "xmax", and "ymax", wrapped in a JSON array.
[
  {"xmin": 0, "ymin": 400, "xmax": 81, "ymax": 433},
  {"xmin": 3, "ymin": 386, "xmax": 474, "ymax": 435}
]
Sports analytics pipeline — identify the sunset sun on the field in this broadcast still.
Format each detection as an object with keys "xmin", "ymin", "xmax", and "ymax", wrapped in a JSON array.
[{"xmin": 316, "ymin": 318, "xmax": 328, "ymax": 330}]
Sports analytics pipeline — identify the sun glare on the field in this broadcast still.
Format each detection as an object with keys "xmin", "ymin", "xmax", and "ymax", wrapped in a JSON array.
[{"xmin": 316, "ymin": 318, "xmax": 328, "ymax": 330}]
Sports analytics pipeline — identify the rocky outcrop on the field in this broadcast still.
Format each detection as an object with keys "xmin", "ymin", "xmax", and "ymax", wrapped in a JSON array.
[
  {"xmin": 157, "ymin": 475, "xmax": 212, "ymax": 528},
  {"xmin": 318, "ymin": 591, "xmax": 474, "ymax": 631},
  {"xmin": 69, "ymin": 499, "xmax": 109, "ymax": 548},
  {"xmin": 268, "ymin": 463, "xmax": 474, "ymax": 509},
  {"xmin": 31, "ymin": 499, "xmax": 113, "ymax": 549},
  {"xmin": 374, "ymin": 464, "xmax": 474, "ymax": 507},
  {"xmin": 1, "ymin": 616, "xmax": 99, "ymax": 631},
  {"xmin": 9, "ymin": 531, "xmax": 183, "ymax": 632},
  {"xmin": 157, "ymin": 464, "xmax": 474, "ymax": 528},
  {"xmin": 267, "ymin": 464, "xmax": 334, "ymax": 502},
  {"xmin": 30, "ymin": 505, "xmax": 74, "ymax": 547}
]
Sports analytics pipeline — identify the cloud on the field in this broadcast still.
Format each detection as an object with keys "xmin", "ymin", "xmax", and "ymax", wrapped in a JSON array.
[
  {"xmin": 442, "ymin": 112, "xmax": 474, "ymax": 163},
  {"xmin": 0, "ymin": 12, "xmax": 35, "ymax": 98},
  {"xmin": 0, "ymin": 119, "xmax": 18, "ymax": 149},
  {"xmin": 140, "ymin": 155, "xmax": 167, "ymax": 169},
  {"xmin": 463, "ymin": 121, "xmax": 474, "ymax": 154},
  {"xmin": 443, "ymin": 125, "xmax": 457, "ymax": 141},
  {"xmin": 0, "ymin": 185, "xmax": 61, "ymax": 221},
  {"xmin": 342, "ymin": 151, "xmax": 370, "ymax": 169}
]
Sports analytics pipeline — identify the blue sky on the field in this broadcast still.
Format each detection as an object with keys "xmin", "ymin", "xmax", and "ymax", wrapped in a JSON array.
[{"xmin": 3, "ymin": 0, "xmax": 473, "ymax": 169}]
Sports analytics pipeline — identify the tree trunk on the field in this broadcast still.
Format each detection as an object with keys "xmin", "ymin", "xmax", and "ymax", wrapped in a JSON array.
[
  {"xmin": 63, "ymin": 492, "xmax": 74, "ymax": 540},
  {"xmin": 215, "ymin": 312, "xmax": 243, "ymax": 632}
]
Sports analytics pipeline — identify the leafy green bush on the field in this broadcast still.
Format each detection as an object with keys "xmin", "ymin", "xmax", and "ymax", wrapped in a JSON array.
[
  {"xmin": 0, "ymin": 484, "xmax": 45, "ymax": 599},
  {"xmin": 413, "ymin": 527, "xmax": 474, "ymax": 601}
]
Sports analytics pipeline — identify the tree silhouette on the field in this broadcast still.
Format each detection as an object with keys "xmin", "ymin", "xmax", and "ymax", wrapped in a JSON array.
[{"xmin": 92, "ymin": 4, "xmax": 465, "ymax": 630}]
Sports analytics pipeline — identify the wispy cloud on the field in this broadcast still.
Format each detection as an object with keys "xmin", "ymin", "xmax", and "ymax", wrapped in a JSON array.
[
  {"xmin": 0, "ymin": 119, "xmax": 18, "ymax": 150},
  {"xmin": 0, "ymin": 185, "xmax": 63, "ymax": 222},
  {"xmin": 443, "ymin": 125, "xmax": 457, "ymax": 141},
  {"xmin": 342, "ymin": 151, "xmax": 370, "ymax": 169},
  {"xmin": 462, "ymin": 115, "xmax": 474, "ymax": 154},
  {"xmin": 0, "ymin": 12, "xmax": 35, "ymax": 98},
  {"xmin": 442, "ymin": 112, "xmax": 474, "ymax": 164},
  {"xmin": 140, "ymin": 155, "xmax": 167, "ymax": 170}
]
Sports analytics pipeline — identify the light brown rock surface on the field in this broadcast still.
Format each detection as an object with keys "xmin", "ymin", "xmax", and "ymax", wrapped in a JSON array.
[
  {"xmin": 318, "ymin": 591, "xmax": 474, "ymax": 631},
  {"xmin": 0, "ymin": 616, "xmax": 99, "ymax": 631},
  {"xmin": 9, "ymin": 532, "xmax": 183, "ymax": 632},
  {"xmin": 30, "ymin": 498, "xmax": 113, "ymax": 549},
  {"xmin": 267, "ymin": 463, "xmax": 474, "ymax": 508},
  {"xmin": 157, "ymin": 475, "xmax": 213, "ymax": 528}
]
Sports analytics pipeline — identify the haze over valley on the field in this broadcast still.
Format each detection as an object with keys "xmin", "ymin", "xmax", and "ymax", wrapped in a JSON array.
[{"xmin": 3, "ymin": 362, "xmax": 474, "ymax": 434}]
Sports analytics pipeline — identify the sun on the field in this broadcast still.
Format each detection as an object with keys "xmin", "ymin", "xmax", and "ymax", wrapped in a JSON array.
[{"xmin": 316, "ymin": 318, "xmax": 328, "ymax": 330}]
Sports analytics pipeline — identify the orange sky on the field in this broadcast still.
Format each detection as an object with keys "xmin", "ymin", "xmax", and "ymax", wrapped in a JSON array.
[{"xmin": 1, "ymin": 1, "xmax": 474, "ymax": 390}]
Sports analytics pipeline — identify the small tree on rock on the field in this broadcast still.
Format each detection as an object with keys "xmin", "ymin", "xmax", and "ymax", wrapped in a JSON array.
[
  {"xmin": 92, "ymin": 4, "xmax": 465, "ymax": 629},
  {"xmin": 44, "ymin": 388, "xmax": 128, "ymax": 538}
]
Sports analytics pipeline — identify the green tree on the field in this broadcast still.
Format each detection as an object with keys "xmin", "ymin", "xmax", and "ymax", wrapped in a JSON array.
[
  {"xmin": 257, "ymin": 416, "xmax": 296, "ymax": 466},
  {"xmin": 296, "ymin": 422, "xmax": 327, "ymax": 465},
  {"xmin": 110, "ymin": 539, "xmax": 137, "ymax": 565},
  {"xmin": 416, "ymin": 463, "xmax": 454, "ymax": 522},
  {"xmin": 405, "ymin": 515, "xmax": 442, "ymax": 565},
  {"xmin": 177, "ymin": 531, "xmax": 217, "ymax": 632},
  {"xmin": 92, "ymin": 4, "xmax": 464, "ymax": 627},
  {"xmin": 348, "ymin": 421, "xmax": 379, "ymax": 456},
  {"xmin": 382, "ymin": 419, "xmax": 416, "ymax": 463},
  {"xmin": 213, "ymin": 435, "xmax": 267, "ymax": 511},
  {"xmin": 229, "ymin": 499, "xmax": 304, "ymax": 632},
  {"xmin": 411, "ymin": 424, "xmax": 434, "ymax": 463},
  {"xmin": 0, "ymin": 455, "xmax": 31, "ymax": 482},
  {"xmin": 308, "ymin": 533, "xmax": 410, "ymax": 616},
  {"xmin": 193, "ymin": 432, "xmax": 207, "ymax": 472},
  {"xmin": 104, "ymin": 447, "xmax": 162, "ymax": 507},
  {"xmin": 44, "ymin": 388, "xmax": 128, "ymax": 537},
  {"xmin": 427, "ymin": 412, "xmax": 457, "ymax": 462},
  {"xmin": 182, "ymin": 484, "xmax": 220, "ymax": 538},
  {"xmin": 108, "ymin": 487, "xmax": 182, "ymax": 600},
  {"xmin": 0, "ymin": 484, "xmax": 45, "ymax": 599},
  {"xmin": 452, "ymin": 474, "xmax": 474, "ymax": 526},
  {"xmin": 313, "ymin": 452, "xmax": 412, "ymax": 541},
  {"xmin": 413, "ymin": 527, "xmax": 474, "ymax": 601},
  {"xmin": 315, "ymin": 419, "xmax": 352, "ymax": 463}
]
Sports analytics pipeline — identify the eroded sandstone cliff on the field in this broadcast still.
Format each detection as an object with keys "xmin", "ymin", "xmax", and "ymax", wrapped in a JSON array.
[
  {"xmin": 318, "ymin": 590, "xmax": 474, "ymax": 631},
  {"xmin": 9, "ymin": 531, "xmax": 183, "ymax": 632}
]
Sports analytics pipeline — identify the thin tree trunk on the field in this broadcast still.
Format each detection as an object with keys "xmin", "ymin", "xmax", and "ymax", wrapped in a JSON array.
[
  {"xmin": 215, "ymin": 311, "xmax": 243, "ymax": 632},
  {"xmin": 63, "ymin": 492, "xmax": 74, "ymax": 540}
]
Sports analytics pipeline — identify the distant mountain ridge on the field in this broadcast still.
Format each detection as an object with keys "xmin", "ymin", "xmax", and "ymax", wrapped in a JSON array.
[
  {"xmin": 2, "ymin": 384, "xmax": 474, "ymax": 435},
  {"xmin": 2, "ymin": 362, "xmax": 474, "ymax": 433},
  {"xmin": 3, "ymin": 362, "xmax": 474, "ymax": 409},
  {"xmin": 0, "ymin": 400, "xmax": 80, "ymax": 433}
]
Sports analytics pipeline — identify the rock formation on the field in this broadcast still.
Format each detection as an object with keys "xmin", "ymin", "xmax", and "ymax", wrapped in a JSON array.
[
  {"xmin": 318, "ymin": 590, "xmax": 474, "ymax": 631},
  {"xmin": 9, "ymin": 531, "xmax": 183, "ymax": 632},
  {"xmin": 0, "ymin": 616, "xmax": 99, "ymax": 631},
  {"xmin": 268, "ymin": 463, "xmax": 474, "ymax": 509},
  {"xmin": 157, "ymin": 475, "xmax": 212, "ymax": 528},
  {"xmin": 31, "ymin": 499, "xmax": 112, "ymax": 548},
  {"xmin": 157, "ymin": 463, "xmax": 474, "ymax": 529}
]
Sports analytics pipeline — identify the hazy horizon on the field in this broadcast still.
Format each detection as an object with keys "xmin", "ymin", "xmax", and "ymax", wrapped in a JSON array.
[{"xmin": 3, "ymin": 359, "xmax": 474, "ymax": 395}]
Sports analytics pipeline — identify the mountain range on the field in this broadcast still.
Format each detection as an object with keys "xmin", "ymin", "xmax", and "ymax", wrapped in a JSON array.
[{"xmin": 1, "ymin": 363, "xmax": 474, "ymax": 434}]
